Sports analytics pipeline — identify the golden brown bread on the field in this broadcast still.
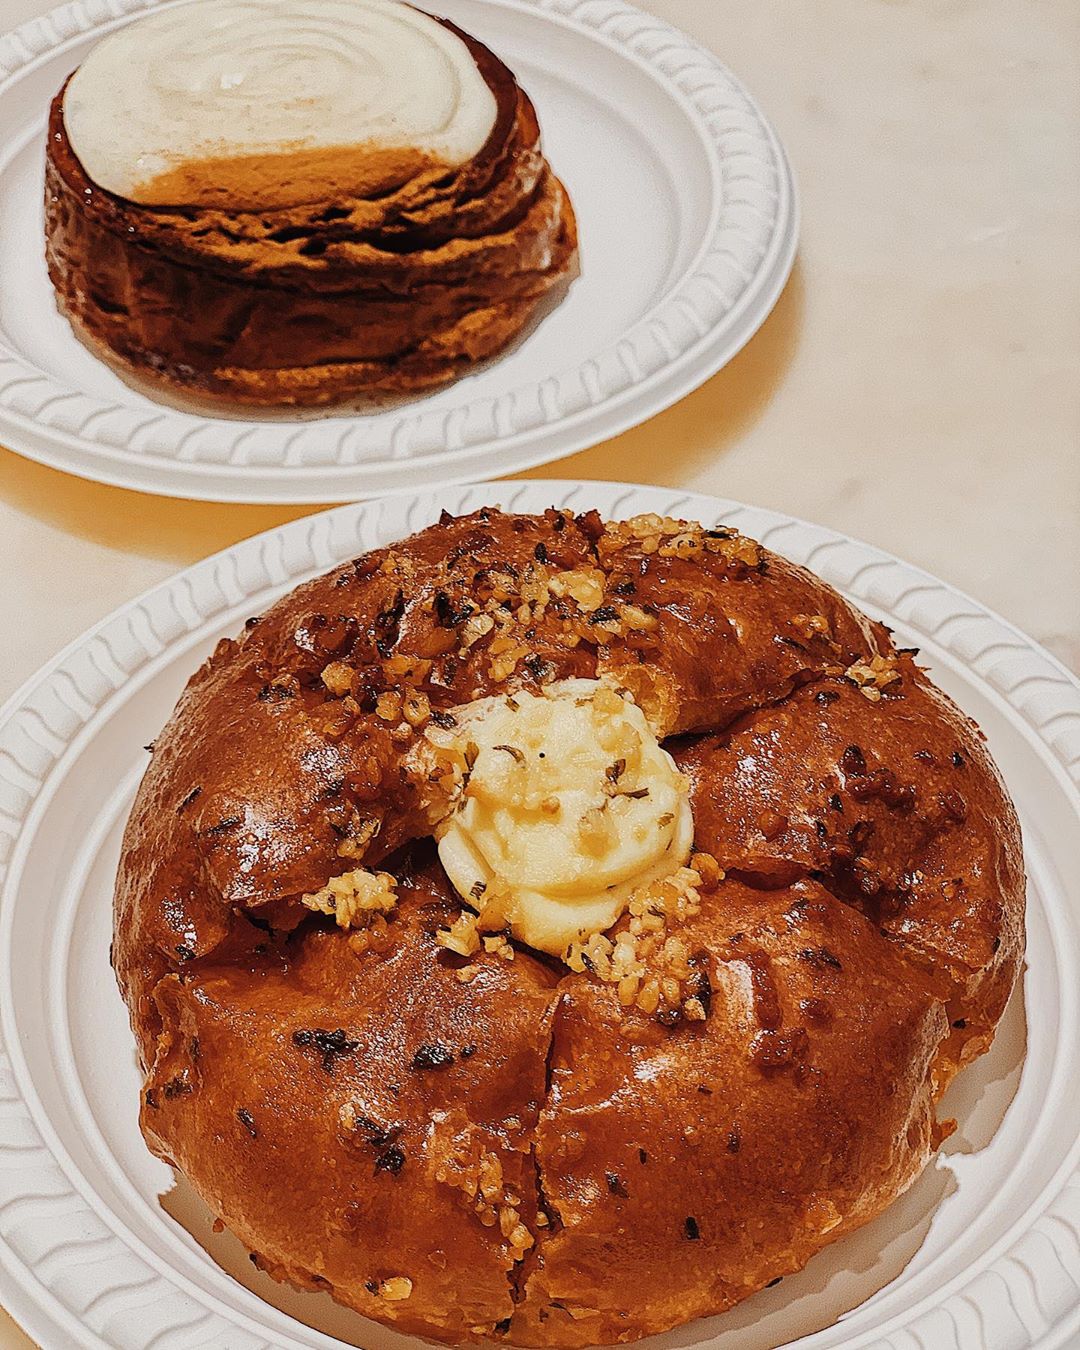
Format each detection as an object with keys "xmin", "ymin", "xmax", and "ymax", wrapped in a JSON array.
[
  {"xmin": 114, "ymin": 508, "xmax": 1025, "ymax": 1345},
  {"xmin": 44, "ymin": 22, "xmax": 577, "ymax": 408}
]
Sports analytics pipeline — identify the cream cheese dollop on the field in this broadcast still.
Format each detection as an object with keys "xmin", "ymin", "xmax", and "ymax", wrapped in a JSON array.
[
  {"xmin": 429, "ymin": 680, "xmax": 694, "ymax": 957},
  {"xmin": 63, "ymin": 0, "xmax": 499, "ymax": 206}
]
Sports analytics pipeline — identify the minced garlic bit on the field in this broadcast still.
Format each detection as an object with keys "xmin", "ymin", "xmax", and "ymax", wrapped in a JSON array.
[
  {"xmin": 301, "ymin": 868, "xmax": 397, "ymax": 929},
  {"xmin": 437, "ymin": 910, "xmax": 481, "ymax": 957},
  {"xmin": 548, "ymin": 567, "xmax": 606, "ymax": 612},
  {"xmin": 433, "ymin": 1128, "xmax": 534, "ymax": 1259},
  {"xmin": 402, "ymin": 687, "xmax": 431, "ymax": 728},
  {"xmin": 565, "ymin": 864, "xmax": 719, "ymax": 1023},
  {"xmin": 597, "ymin": 513, "xmax": 764, "ymax": 569},
  {"xmin": 460, "ymin": 611, "xmax": 496, "ymax": 648},
  {"xmin": 376, "ymin": 689, "xmax": 403, "ymax": 722},
  {"xmin": 845, "ymin": 654, "xmax": 902, "ymax": 702},
  {"xmin": 336, "ymin": 814, "xmax": 381, "ymax": 861},
  {"xmin": 690, "ymin": 850, "xmax": 724, "ymax": 890},
  {"xmin": 791, "ymin": 612, "xmax": 833, "ymax": 643},
  {"xmin": 379, "ymin": 1277, "xmax": 413, "ymax": 1302},
  {"xmin": 320, "ymin": 660, "xmax": 353, "ymax": 697},
  {"xmin": 483, "ymin": 933, "xmax": 515, "ymax": 962},
  {"xmin": 389, "ymin": 549, "xmax": 665, "ymax": 691},
  {"xmin": 424, "ymin": 679, "xmax": 694, "ymax": 956},
  {"xmin": 383, "ymin": 653, "xmax": 432, "ymax": 685}
]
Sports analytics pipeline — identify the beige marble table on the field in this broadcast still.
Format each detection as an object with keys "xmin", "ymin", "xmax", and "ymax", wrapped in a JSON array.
[{"xmin": 1, "ymin": 0, "xmax": 1078, "ymax": 1345}]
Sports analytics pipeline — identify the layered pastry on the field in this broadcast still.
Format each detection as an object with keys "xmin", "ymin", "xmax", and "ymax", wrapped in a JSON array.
[
  {"xmin": 44, "ymin": 0, "xmax": 577, "ymax": 407},
  {"xmin": 114, "ymin": 508, "xmax": 1025, "ymax": 1345}
]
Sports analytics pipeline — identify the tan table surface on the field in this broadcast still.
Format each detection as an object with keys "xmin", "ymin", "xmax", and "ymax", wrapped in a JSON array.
[{"xmin": 1, "ymin": 0, "xmax": 1078, "ymax": 1345}]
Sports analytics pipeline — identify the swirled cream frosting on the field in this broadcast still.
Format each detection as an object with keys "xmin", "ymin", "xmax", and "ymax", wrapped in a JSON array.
[
  {"xmin": 62, "ymin": 0, "xmax": 499, "ymax": 208},
  {"xmin": 429, "ymin": 680, "xmax": 694, "ymax": 956}
]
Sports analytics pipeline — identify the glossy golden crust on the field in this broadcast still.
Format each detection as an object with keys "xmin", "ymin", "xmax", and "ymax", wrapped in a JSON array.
[
  {"xmin": 678, "ymin": 666, "xmax": 1024, "ymax": 1081},
  {"xmin": 114, "ymin": 508, "xmax": 1025, "ymax": 1345},
  {"xmin": 43, "ymin": 24, "xmax": 577, "ymax": 407},
  {"xmin": 145, "ymin": 862, "xmax": 559, "ymax": 1340},
  {"xmin": 521, "ymin": 879, "xmax": 947, "ymax": 1345}
]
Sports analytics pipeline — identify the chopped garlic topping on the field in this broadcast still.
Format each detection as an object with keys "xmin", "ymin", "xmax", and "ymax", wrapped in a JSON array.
[
  {"xmin": 845, "ymin": 654, "xmax": 902, "ymax": 701},
  {"xmin": 427, "ymin": 679, "xmax": 693, "ymax": 956},
  {"xmin": 301, "ymin": 868, "xmax": 397, "ymax": 928}
]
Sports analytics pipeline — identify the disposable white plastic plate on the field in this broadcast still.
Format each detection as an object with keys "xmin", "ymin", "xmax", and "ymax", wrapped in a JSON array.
[
  {"xmin": 0, "ymin": 0, "xmax": 796, "ymax": 503},
  {"xmin": 1, "ymin": 482, "xmax": 1079, "ymax": 1350}
]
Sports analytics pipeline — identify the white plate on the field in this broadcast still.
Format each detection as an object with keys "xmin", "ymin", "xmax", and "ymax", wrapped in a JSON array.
[
  {"xmin": 0, "ymin": 0, "xmax": 796, "ymax": 504},
  {"xmin": 2, "ymin": 481, "xmax": 1079, "ymax": 1350}
]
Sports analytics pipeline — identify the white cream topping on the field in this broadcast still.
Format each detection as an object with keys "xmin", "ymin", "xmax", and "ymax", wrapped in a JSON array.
[
  {"xmin": 63, "ymin": 0, "xmax": 498, "ymax": 204},
  {"xmin": 429, "ymin": 680, "xmax": 694, "ymax": 957}
]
